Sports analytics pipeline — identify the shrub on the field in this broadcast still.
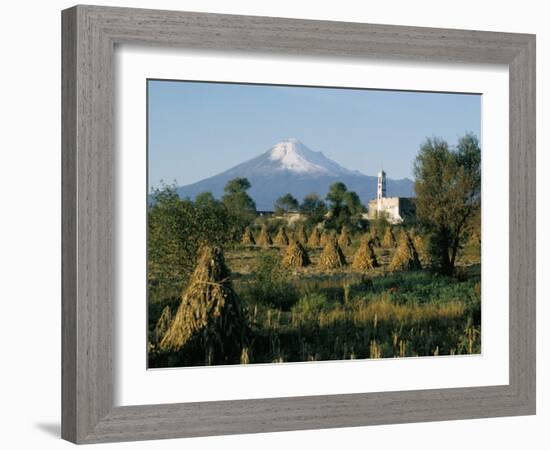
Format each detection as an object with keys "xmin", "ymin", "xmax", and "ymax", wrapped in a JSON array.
[
  {"xmin": 243, "ymin": 253, "xmax": 299, "ymax": 310},
  {"xmin": 291, "ymin": 293, "xmax": 330, "ymax": 321}
]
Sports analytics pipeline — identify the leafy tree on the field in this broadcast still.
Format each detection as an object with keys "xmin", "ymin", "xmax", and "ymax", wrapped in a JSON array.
[
  {"xmin": 221, "ymin": 177, "xmax": 257, "ymax": 238},
  {"xmin": 194, "ymin": 191, "xmax": 217, "ymax": 208},
  {"xmin": 148, "ymin": 184, "xmax": 232, "ymax": 301},
  {"xmin": 274, "ymin": 193, "xmax": 299, "ymax": 215},
  {"xmin": 414, "ymin": 134, "xmax": 481, "ymax": 275},
  {"xmin": 326, "ymin": 182, "xmax": 348, "ymax": 208},
  {"xmin": 224, "ymin": 177, "xmax": 252, "ymax": 194},
  {"xmin": 300, "ymin": 193, "xmax": 328, "ymax": 227},
  {"xmin": 325, "ymin": 182, "xmax": 366, "ymax": 231},
  {"xmin": 343, "ymin": 191, "xmax": 364, "ymax": 216}
]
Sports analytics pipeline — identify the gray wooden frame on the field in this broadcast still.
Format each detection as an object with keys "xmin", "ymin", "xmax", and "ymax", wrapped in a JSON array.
[{"xmin": 62, "ymin": 4, "xmax": 536, "ymax": 444}]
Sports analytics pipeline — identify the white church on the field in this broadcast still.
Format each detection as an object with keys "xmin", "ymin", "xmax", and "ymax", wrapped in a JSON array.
[{"xmin": 367, "ymin": 170, "xmax": 416, "ymax": 224}]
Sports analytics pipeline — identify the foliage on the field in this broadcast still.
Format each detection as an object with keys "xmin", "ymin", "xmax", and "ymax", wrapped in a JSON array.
[
  {"xmin": 148, "ymin": 184, "xmax": 232, "ymax": 301},
  {"xmin": 325, "ymin": 182, "xmax": 367, "ymax": 232},
  {"xmin": 414, "ymin": 134, "xmax": 481, "ymax": 275},
  {"xmin": 291, "ymin": 293, "xmax": 331, "ymax": 321},
  {"xmin": 241, "ymin": 253, "xmax": 299, "ymax": 310},
  {"xmin": 325, "ymin": 182, "xmax": 348, "ymax": 208},
  {"xmin": 274, "ymin": 193, "xmax": 299, "ymax": 215},
  {"xmin": 300, "ymin": 193, "xmax": 328, "ymax": 227},
  {"xmin": 221, "ymin": 177, "xmax": 257, "ymax": 238}
]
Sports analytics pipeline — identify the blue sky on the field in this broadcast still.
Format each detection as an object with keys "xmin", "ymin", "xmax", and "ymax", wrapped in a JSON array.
[{"xmin": 148, "ymin": 80, "xmax": 480, "ymax": 188}]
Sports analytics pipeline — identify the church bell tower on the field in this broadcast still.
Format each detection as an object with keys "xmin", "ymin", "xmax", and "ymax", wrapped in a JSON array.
[{"xmin": 377, "ymin": 170, "xmax": 386, "ymax": 214}]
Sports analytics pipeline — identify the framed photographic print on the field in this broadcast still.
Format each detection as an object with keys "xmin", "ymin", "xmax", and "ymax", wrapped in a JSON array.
[{"xmin": 62, "ymin": 5, "xmax": 536, "ymax": 444}]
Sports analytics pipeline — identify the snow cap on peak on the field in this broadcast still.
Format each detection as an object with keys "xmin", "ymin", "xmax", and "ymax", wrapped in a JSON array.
[
  {"xmin": 268, "ymin": 139, "xmax": 326, "ymax": 173},
  {"xmin": 261, "ymin": 139, "xmax": 357, "ymax": 176}
]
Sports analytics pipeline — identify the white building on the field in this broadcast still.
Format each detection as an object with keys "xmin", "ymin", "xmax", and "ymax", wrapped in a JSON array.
[{"xmin": 367, "ymin": 170, "xmax": 415, "ymax": 224}]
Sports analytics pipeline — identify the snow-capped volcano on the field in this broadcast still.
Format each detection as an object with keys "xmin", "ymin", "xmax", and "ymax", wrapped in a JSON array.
[
  {"xmin": 175, "ymin": 139, "xmax": 414, "ymax": 210},
  {"xmin": 265, "ymin": 139, "xmax": 357, "ymax": 175},
  {"xmin": 219, "ymin": 138, "xmax": 359, "ymax": 178}
]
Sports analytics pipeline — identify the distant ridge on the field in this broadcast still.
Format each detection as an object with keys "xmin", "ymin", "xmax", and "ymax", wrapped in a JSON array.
[{"xmin": 175, "ymin": 139, "xmax": 414, "ymax": 210}]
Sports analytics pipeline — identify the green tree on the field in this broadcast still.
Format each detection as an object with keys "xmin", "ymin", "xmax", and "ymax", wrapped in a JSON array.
[
  {"xmin": 326, "ymin": 182, "xmax": 348, "ymax": 208},
  {"xmin": 300, "ymin": 193, "xmax": 328, "ymax": 226},
  {"xmin": 221, "ymin": 177, "xmax": 257, "ymax": 238},
  {"xmin": 274, "ymin": 193, "xmax": 299, "ymax": 215},
  {"xmin": 148, "ymin": 185, "xmax": 232, "ymax": 301},
  {"xmin": 325, "ymin": 182, "xmax": 366, "ymax": 231},
  {"xmin": 343, "ymin": 191, "xmax": 364, "ymax": 216},
  {"xmin": 194, "ymin": 191, "xmax": 217, "ymax": 208},
  {"xmin": 413, "ymin": 134, "xmax": 481, "ymax": 275}
]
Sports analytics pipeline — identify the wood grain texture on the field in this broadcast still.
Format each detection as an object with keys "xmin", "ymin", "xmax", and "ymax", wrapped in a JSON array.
[
  {"xmin": 61, "ymin": 4, "xmax": 536, "ymax": 444},
  {"xmin": 61, "ymin": 7, "xmax": 77, "ymax": 443}
]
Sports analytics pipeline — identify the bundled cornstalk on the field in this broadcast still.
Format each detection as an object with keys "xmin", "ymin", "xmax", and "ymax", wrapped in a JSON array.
[
  {"xmin": 308, "ymin": 227, "xmax": 321, "ymax": 247},
  {"xmin": 382, "ymin": 227, "xmax": 397, "ymax": 248},
  {"xmin": 257, "ymin": 223, "xmax": 272, "ymax": 247},
  {"xmin": 352, "ymin": 235, "xmax": 379, "ymax": 271},
  {"xmin": 274, "ymin": 226, "xmax": 290, "ymax": 246},
  {"xmin": 388, "ymin": 232, "xmax": 422, "ymax": 271},
  {"xmin": 294, "ymin": 224, "xmax": 308, "ymax": 244},
  {"xmin": 368, "ymin": 227, "xmax": 381, "ymax": 247},
  {"xmin": 154, "ymin": 305, "xmax": 173, "ymax": 344},
  {"xmin": 160, "ymin": 245, "xmax": 247, "ymax": 362},
  {"xmin": 319, "ymin": 236, "xmax": 347, "ymax": 269},
  {"xmin": 396, "ymin": 227, "xmax": 408, "ymax": 242},
  {"xmin": 320, "ymin": 229, "xmax": 332, "ymax": 247},
  {"xmin": 410, "ymin": 228, "xmax": 428, "ymax": 262},
  {"xmin": 338, "ymin": 225, "xmax": 352, "ymax": 248},
  {"xmin": 282, "ymin": 239, "xmax": 311, "ymax": 268},
  {"xmin": 241, "ymin": 226, "xmax": 256, "ymax": 246}
]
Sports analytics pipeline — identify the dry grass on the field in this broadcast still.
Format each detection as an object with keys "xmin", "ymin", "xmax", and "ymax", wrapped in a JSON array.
[
  {"xmin": 382, "ymin": 227, "xmax": 396, "ymax": 248},
  {"xmin": 315, "ymin": 296, "xmax": 465, "ymax": 328},
  {"xmin": 160, "ymin": 245, "xmax": 246, "ymax": 353},
  {"xmin": 320, "ymin": 229, "xmax": 332, "ymax": 247},
  {"xmin": 389, "ymin": 232, "xmax": 422, "ymax": 272},
  {"xmin": 274, "ymin": 226, "xmax": 290, "ymax": 246},
  {"xmin": 308, "ymin": 227, "xmax": 321, "ymax": 247},
  {"xmin": 294, "ymin": 224, "xmax": 308, "ymax": 244},
  {"xmin": 241, "ymin": 226, "xmax": 255, "ymax": 245},
  {"xmin": 352, "ymin": 235, "xmax": 379, "ymax": 271},
  {"xmin": 282, "ymin": 239, "xmax": 311, "ymax": 268},
  {"xmin": 319, "ymin": 236, "xmax": 347, "ymax": 269},
  {"xmin": 257, "ymin": 223, "xmax": 273, "ymax": 247},
  {"xmin": 368, "ymin": 227, "xmax": 381, "ymax": 247},
  {"xmin": 338, "ymin": 225, "xmax": 352, "ymax": 248},
  {"xmin": 154, "ymin": 305, "xmax": 172, "ymax": 344}
]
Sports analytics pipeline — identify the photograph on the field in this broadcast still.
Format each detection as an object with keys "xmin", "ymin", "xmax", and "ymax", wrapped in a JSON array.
[{"xmin": 146, "ymin": 80, "xmax": 482, "ymax": 368}]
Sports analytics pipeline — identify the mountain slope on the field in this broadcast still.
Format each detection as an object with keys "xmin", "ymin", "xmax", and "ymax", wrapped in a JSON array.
[{"xmin": 176, "ymin": 139, "xmax": 414, "ymax": 211}]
